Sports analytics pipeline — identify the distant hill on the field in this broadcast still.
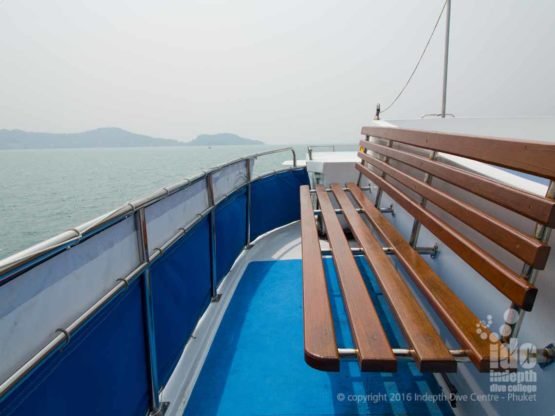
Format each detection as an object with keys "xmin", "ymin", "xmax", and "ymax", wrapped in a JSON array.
[
  {"xmin": 187, "ymin": 133, "xmax": 263, "ymax": 146},
  {"xmin": 0, "ymin": 128, "xmax": 264, "ymax": 149},
  {"xmin": 0, "ymin": 127, "xmax": 184, "ymax": 149}
]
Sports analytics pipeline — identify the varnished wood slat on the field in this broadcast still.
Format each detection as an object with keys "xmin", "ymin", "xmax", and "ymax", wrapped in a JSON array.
[
  {"xmin": 347, "ymin": 183, "xmax": 505, "ymax": 371},
  {"xmin": 315, "ymin": 184, "xmax": 396, "ymax": 371},
  {"xmin": 331, "ymin": 184, "xmax": 456, "ymax": 372},
  {"xmin": 358, "ymin": 151, "xmax": 550, "ymax": 269},
  {"xmin": 356, "ymin": 163, "xmax": 537, "ymax": 311},
  {"xmin": 361, "ymin": 126, "xmax": 555, "ymax": 181},
  {"xmin": 360, "ymin": 140, "xmax": 555, "ymax": 228},
  {"xmin": 300, "ymin": 186, "xmax": 339, "ymax": 371}
]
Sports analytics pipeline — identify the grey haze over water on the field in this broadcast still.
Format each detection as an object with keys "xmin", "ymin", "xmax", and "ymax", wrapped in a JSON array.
[
  {"xmin": 0, "ymin": 145, "xmax": 311, "ymax": 259},
  {"xmin": 1, "ymin": 1, "xmax": 554, "ymax": 143}
]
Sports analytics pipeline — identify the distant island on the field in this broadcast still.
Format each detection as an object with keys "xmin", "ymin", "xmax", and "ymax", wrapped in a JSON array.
[
  {"xmin": 0, "ymin": 128, "xmax": 264, "ymax": 149},
  {"xmin": 188, "ymin": 133, "xmax": 263, "ymax": 146}
]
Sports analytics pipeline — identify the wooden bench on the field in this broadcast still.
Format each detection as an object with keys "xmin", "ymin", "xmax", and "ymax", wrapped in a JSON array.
[{"xmin": 301, "ymin": 126, "xmax": 555, "ymax": 373}]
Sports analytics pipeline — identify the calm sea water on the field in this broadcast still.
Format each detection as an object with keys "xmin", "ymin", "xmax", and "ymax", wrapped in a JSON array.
[{"xmin": 0, "ymin": 145, "xmax": 309, "ymax": 259}]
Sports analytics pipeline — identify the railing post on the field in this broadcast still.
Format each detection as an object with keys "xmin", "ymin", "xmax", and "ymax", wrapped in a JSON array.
[
  {"xmin": 206, "ymin": 172, "xmax": 220, "ymax": 302},
  {"xmin": 135, "ymin": 208, "xmax": 166, "ymax": 415},
  {"xmin": 245, "ymin": 158, "xmax": 253, "ymax": 247}
]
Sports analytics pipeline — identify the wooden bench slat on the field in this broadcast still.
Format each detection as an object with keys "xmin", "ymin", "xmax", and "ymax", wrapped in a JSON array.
[
  {"xmin": 347, "ymin": 183, "xmax": 504, "ymax": 371},
  {"xmin": 360, "ymin": 140, "xmax": 555, "ymax": 228},
  {"xmin": 361, "ymin": 126, "xmax": 555, "ymax": 181},
  {"xmin": 358, "ymin": 151, "xmax": 550, "ymax": 269},
  {"xmin": 315, "ymin": 184, "xmax": 396, "ymax": 371},
  {"xmin": 331, "ymin": 184, "xmax": 456, "ymax": 372},
  {"xmin": 300, "ymin": 185, "xmax": 339, "ymax": 371},
  {"xmin": 356, "ymin": 163, "xmax": 538, "ymax": 311}
]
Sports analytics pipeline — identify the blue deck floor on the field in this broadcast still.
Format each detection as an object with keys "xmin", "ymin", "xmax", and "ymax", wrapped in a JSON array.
[{"xmin": 184, "ymin": 257, "xmax": 454, "ymax": 415}]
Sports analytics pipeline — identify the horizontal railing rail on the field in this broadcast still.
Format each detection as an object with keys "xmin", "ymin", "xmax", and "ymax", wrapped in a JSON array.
[
  {"xmin": 0, "ymin": 147, "xmax": 297, "ymax": 285},
  {"xmin": 0, "ymin": 146, "xmax": 301, "ymax": 410},
  {"xmin": 0, "ymin": 260, "xmax": 149, "ymax": 400},
  {"xmin": 307, "ymin": 145, "xmax": 335, "ymax": 160}
]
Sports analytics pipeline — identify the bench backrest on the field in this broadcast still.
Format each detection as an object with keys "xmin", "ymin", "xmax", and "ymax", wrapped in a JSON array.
[{"xmin": 357, "ymin": 126, "xmax": 555, "ymax": 312}]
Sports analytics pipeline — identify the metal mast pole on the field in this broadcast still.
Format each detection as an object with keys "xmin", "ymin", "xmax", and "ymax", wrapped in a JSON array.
[{"xmin": 441, "ymin": 0, "xmax": 451, "ymax": 118}]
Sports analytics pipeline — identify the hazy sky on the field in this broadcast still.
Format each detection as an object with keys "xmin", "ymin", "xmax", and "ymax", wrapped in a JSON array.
[{"xmin": 0, "ymin": 0, "xmax": 554, "ymax": 144}]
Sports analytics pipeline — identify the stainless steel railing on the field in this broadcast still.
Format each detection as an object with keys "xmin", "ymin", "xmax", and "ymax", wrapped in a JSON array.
[
  {"xmin": 0, "ymin": 147, "xmax": 297, "ymax": 285},
  {"xmin": 0, "ymin": 147, "xmax": 299, "ymax": 410},
  {"xmin": 307, "ymin": 145, "xmax": 335, "ymax": 161}
]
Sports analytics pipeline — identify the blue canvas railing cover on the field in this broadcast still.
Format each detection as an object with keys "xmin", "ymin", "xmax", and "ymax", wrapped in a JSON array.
[{"xmin": 0, "ymin": 148, "xmax": 308, "ymax": 416}]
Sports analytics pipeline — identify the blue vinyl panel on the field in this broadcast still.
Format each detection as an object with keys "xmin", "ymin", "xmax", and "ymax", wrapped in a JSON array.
[
  {"xmin": 250, "ymin": 169, "xmax": 309, "ymax": 241},
  {"xmin": 215, "ymin": 187, "xmax": 247, "ymax": 285},
  {"xmin": 0, "ymin": 279, "xmax": 150, "ymax": 416},
  {"xmin": 0, "ymin": 169, "xmax": 309, "ymax": 416},
  {"xmin": 150, "ymin": 217, "xmax": 212, "ymax": 386}
]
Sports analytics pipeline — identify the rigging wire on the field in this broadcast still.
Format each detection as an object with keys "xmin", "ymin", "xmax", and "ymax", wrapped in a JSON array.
[{"xmin": 380, "ymin": 0, "xmax": 448, "ymax": 114}]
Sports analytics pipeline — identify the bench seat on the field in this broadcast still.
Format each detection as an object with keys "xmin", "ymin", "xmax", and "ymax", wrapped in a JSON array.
[
  {"xmin": 301, "ymin": 183, "xmax": 502, "ymax": 372},
  {"xmin": 300, "ymin": 126, "xmax": 555, "ymax": 373}
]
